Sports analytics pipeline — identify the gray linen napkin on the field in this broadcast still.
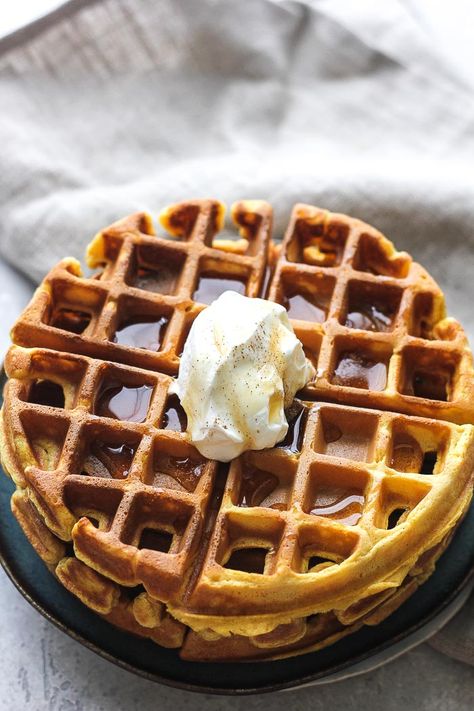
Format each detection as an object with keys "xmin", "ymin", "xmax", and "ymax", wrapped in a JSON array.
[{"xmin": 0, "ymin": 0, "xmax": 473, "ymax": 665}]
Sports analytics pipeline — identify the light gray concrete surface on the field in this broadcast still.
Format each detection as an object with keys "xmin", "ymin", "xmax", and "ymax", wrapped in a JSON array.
[
  {"xmin": 0, "ymin": 259, "xmax": 33, "ymax": 359},
  {"xmin": 0, "ymin": 258, "xmax": 473, "ymax": 710},
  {"xmin": 1, "ymin": 569, "xmax": 474, "ymax": 711}
]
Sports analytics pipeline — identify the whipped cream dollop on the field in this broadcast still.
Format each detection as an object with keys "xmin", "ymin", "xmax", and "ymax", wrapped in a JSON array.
[{"xmin": 171, "ymin": 291, "xmax": 315, "ymax": 461}]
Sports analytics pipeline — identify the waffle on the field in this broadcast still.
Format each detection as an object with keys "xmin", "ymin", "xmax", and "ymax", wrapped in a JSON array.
[
  {"xmin": 271, "ymin": 204, "xmax": 474, "ymax": 424},
  {"xmin": 1, "ymin": 200, "xmax": 474, "ymax": 662}
]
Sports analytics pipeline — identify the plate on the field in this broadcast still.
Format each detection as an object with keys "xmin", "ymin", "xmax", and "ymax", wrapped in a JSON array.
[{"xmin": 1, "ymin": 465, "xmax": 473, "ymax": 694}]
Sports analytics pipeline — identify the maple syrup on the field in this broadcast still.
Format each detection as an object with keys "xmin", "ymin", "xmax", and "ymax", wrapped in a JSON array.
[
  {"xmin": 238, "ymin": 467, "xmax": 287, "ymax": 510},
  {"xmin": 82, "ymin": 442, "xmax": 135, "ymax": 479},
  {"xmin": 311, "ymin": 487, "xmax": 364, "ymax": 525},
  {"xmin": 193, "ymin": 274, "xmax": 246, "ymax": 304},
  {"xmin": 390, "ymin": 435, "xmax": 424, "ymax": 472},
  {"xmin": 96, "ymin": 383, "xmax": 153, "ymax": 423},
  {"xmin": 277, "ymin": 402, "xmax": 307, "ymax": 453},
  {"xmin": 113, "ymin": 315, "xmax": 168, "ymax": 351},
  {"xmin": 161, "ymin": 395, "xmax": 188, "ymax": 431},
  {"xmin": 283, "ymin": 291, "xmax": 328, "ymax": 323},
  {"xmin": 345, "ymin": 304, "xmax": 393, "ymax": 332},
  {"xmin": 153, "ymin": 453, "xmax": 204, "ymax": 492},
  {"xmin": 332, "ymin": 352, "xmax": 387, "ymax": 391},
  {"xmin": 51, "ymin": 307, "xmax": 91, "ymax": 334},
  {"xmin": 133, "ymin": 263, "xmax": 180, "ymax": 295}
]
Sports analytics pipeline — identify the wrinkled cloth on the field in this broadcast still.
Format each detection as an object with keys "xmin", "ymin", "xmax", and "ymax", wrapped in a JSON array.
[{"xmin": 0, "ymin": 0, "xmax": 473, "ymax": 665}]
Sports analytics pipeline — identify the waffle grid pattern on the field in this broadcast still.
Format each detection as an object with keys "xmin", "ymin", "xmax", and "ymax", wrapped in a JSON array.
[
  {"xmin": 3, "ymin": 344, "xmax": 472, "ymax": 624},
  {"xmin": 3, "ymin": 346, "xmax": 220, "ymax": 603},
  {"xmin": 12, "ymin": 200, "xmax": 272, "ymax": 374},
  {"xmin": 268, "ymin": 204, "xmax": 474, "ymax": 424},
  {"xmin": 2, "ymin": 200, "xmax": 474, "ymax": 660},
  {"xmin": 172, "ymin": 399, "xmax": 469, "ymax": 622}
]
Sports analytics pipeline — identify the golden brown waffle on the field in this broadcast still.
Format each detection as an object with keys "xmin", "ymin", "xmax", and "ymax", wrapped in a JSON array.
[
  {"xmin": 6, "ymin": 486, "xmax": 441, "ymax": 660},
  {"xmin": 269, "ymin": 204, "xmax": 474, "ymax": 425},
  {"xmin": 3, "ymin": 401, "xmax": 463, "ymax": 660},
  {"xmin": 1, "ymin": 200, "xmax": 474, "ymax": 662},
  {"xmin": 12, "ymin": 200, "xmax": 271, "ymax": 374}
]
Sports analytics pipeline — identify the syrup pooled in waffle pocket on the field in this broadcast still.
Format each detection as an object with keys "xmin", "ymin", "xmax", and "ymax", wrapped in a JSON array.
[{"xmin": 1, "ymin": 200, "xmax": 474, "ymax": 661}]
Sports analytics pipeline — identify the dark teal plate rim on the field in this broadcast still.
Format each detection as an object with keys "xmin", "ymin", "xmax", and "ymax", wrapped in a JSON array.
[{"xmin": 1, "ymin": 469, "xmax": 473, "ymax": 695}]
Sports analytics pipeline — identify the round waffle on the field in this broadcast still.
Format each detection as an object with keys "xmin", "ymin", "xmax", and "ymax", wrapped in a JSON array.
[{"xmin": 1, "ymin": 200, "xmax": 473, "ymax": 661}]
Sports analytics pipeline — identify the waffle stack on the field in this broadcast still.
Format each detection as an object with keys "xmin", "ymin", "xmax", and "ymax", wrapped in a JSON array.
[{"xmin": 1, "ymin": 200, "xmax": 474, "ymax": 661}]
